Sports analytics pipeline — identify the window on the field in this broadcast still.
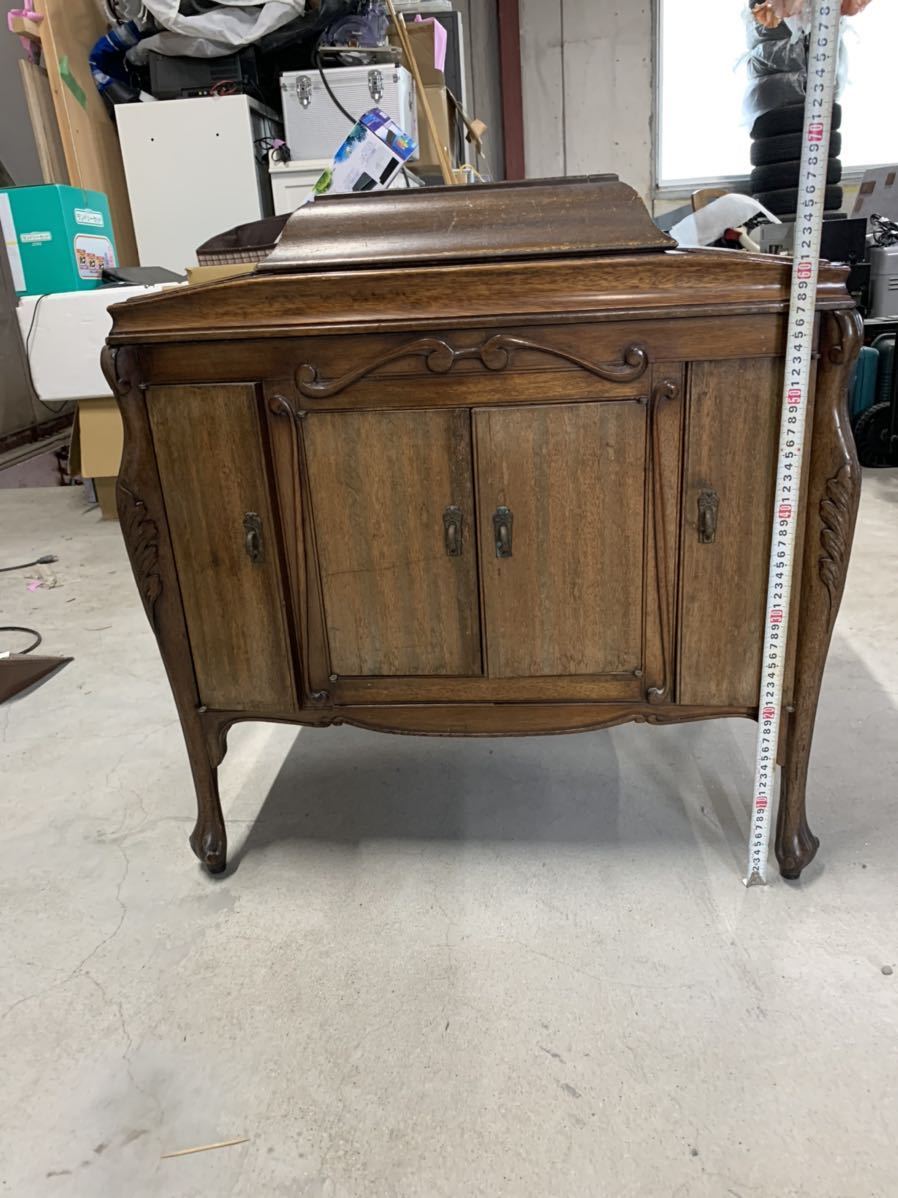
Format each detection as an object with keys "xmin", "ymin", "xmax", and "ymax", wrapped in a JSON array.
[{"xmin": 657, "ymin": 0, "xmax": 898, "ymax": 188}]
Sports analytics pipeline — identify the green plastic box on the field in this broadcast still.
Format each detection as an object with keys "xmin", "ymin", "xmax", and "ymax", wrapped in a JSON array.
[{"xmin": 0, "ymin": 184, "xmax": 117, "ymax": 298}]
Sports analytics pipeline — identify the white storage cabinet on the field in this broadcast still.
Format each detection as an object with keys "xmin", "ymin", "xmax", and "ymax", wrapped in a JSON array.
[{"xmin": 116, "ymin": 95, "xmax": 281, "ymax": 272}]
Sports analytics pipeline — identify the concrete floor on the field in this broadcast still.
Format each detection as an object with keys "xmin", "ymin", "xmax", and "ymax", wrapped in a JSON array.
[{"xmin": 1, "ymin": 476, "xmax": 896, "ymax": 1198}]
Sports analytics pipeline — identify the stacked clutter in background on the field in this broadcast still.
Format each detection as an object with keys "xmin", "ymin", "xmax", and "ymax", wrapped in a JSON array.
[
  {"xmin": 867, "ymin": 212, "xmax": 898, "ymax": 318},
  {"xmin": 749, "ymin": 102, "xmax": 843, "ymax": 218},
  {"xmin": 744, "ymin": 1, "xmax": 843, "ymax": 219},
  {"xmin": 3, "ymin": 0, "xmax": 488, "ymax": 520},
  {"xmin": 850, "ymin": 210, "xmax": 898, "ymax": 467},
  {"xmin": 105, "ymin": 2, "xmax": 484, "ymax": 267},
  {"xmin": 274, "ymin": 57, "xmax": 420, "ymax": 213},
  {"xmin": 849, "ymin": 328, "xmax": 897, "ymax": 467},
  {"xmin": 271, "ymin": 3, "xmax": 483, "ymax": 211}
]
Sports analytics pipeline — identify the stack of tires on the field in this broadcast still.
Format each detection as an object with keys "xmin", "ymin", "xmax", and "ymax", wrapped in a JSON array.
[{"xmin": 749, "ymin": 101, "xmax": 844, "ymax": 219}]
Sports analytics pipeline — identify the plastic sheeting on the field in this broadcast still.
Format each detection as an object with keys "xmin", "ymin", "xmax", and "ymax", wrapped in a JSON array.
[
  {"xmin": 742, "ymin": 8, "xmax": 846, "ymax": 127},
  {"xmin": 669, "ymin": 194, "xmax": 780, "ymax": 248},
  {"xmin": 126, "ymin": 0, "xmax": 309, "ymax": 63}
]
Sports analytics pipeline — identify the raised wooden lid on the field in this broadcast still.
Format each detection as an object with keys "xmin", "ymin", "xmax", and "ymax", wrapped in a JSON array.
[{"xmin": 259, "ymin": 175, "xmax": 675, "ymax": 273}]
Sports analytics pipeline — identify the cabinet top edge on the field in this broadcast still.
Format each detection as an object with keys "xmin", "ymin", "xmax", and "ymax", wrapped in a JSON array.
[{"xmin": 106, "ymin": 248, "xmax": 853, "ymax": 346}]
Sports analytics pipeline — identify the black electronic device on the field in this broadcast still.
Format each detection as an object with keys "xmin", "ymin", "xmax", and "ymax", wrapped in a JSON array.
[{"xmin": 148, "ymin": 48, "xmax": 261, "ymax": 101}]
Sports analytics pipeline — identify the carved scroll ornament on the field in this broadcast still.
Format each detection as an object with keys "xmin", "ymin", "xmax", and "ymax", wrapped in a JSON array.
[{"xmin": 297, "ymin": 335, "xmax": 649, "ymax": 398}]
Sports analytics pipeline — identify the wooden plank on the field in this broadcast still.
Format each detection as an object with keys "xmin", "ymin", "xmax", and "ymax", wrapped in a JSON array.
[
  {"xmin": 518, "ymin": 0, "xmax": 564, "ymax": 178},
  {"xmin": 148, "ymin": 384, "xmax": 297, "ymax": 713},
  {"xmin": 33, "ymin": 0, "xmax": 137, "ymax": 262},
  {"xmin": 18, "ymin": 60, "xmax": 69, "ymax": 185},
  {"xmin": 677, "ymin": 358, "xmax": 782, "ymax": 706},
  {"xmin": 8, "ymin": 15, "xmax": 44, "ymax": 39},
  {"xmin": 303, "ymin": 408, "xmax": 482, "ymax": 678},
  {"xmin": 474, "ymin": 401, "xmax": 647, "ymax": 679}
]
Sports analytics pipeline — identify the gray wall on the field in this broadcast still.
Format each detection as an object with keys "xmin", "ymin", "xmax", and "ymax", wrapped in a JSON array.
[
  {"xmin": 519, "ymin": 0, "xmax": 653, "ymax": 201},
  {"xmin": 0, "ymin": 35, "xmax": 43, "ymax": 186}
]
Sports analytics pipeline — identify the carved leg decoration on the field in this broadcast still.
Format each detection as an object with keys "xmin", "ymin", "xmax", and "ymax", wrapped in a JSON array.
[
  {"xmin": 103, "ymin": 346, "xmax": 230, "ymax": 877},
  {"xmin": 776, "ymin": 310, "xmax": 862, "ymax": 880}
]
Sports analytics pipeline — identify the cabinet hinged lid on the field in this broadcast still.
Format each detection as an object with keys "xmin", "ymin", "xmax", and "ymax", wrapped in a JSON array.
[{"xmin": 259, "ymin": 175, "xmax": 675, "ymax": 274}]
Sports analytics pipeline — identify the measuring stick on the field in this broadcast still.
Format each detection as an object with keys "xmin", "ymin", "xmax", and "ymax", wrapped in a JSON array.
[{"xmin": 745, "ymin": 0, "xmax": 842, "ymax": 887}]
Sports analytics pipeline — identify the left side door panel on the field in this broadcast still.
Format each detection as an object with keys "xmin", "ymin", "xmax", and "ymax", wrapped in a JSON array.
[{"xmin": 148, "ymin": 383, "xmax": 297, "ymax": 712}]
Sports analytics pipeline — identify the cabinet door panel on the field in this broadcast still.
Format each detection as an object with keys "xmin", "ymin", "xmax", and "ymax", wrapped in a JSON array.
[
  {"xmin": 678, "ymin": 359, "xmax": 781, "ymax": 706},
  {"xmin": 148, "ymin": 384, "xmax": 296, "ymax": 712},
  {"xmin": 474, "ymin": 401, "xmax": 647, "ymax": 679},
  {"xmin": 303, "ymin": 408, "xmax": 481, "ymax": 677}
]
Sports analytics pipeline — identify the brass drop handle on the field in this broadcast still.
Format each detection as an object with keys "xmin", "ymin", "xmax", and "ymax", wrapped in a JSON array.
[
  {"xmin": 698, "ymin": 489, "xmax": 719, "ymax": 544},
  {"xmin": 493, "ymin": 506, "xmax": 513, "ymax": 558},
  {"xmin": 243, "ymin": 512, "xmax": 263, "ymax": 564},
  {"xmin": 443, "ymin": 505, "xmax": 463, "ymax": 557}
]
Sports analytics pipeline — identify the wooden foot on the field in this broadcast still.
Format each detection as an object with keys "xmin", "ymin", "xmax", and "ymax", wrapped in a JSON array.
[
  {"xmin": 775, "ymin": 782, "xmax": 819, "ymax": 880},
  {"xmin": 189, "ymin": 810, "xmax": 227, "ymax": 874}
]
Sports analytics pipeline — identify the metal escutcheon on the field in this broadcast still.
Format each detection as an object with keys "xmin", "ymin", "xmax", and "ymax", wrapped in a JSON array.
[
  {"xmin": 443, "ymin": 505, "xmax": 463, "ymax": 557},
  {"xmin": 698, "ymin": 489, "xmax": 719, "ymax": 544},
  {"xmin": 493, "ymin": 506, "xmax": 513, "ymax": 558},
  {"xmin": 243, "ymin": 512, "xmax": 263, "ymax": 564}
]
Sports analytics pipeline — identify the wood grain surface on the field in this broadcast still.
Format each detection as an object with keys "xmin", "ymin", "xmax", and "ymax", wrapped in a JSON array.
[
  {"xmin": 148, "ymin": 384, "xmax": 296, "ymax": 712},
  {"xmin": 302, "ymin": 408, "xmax": 481, "ymax": 677},
  {"xmin": 475, "ymin": 401, "xmax": 647, "ymax": 678},
  {"xmin": 107, "ymin": 252, "xmax": 850, "ymax": 346},
  {"xmin": 677, "ymin": 358, "xmax": 782, "ymax": 706}
]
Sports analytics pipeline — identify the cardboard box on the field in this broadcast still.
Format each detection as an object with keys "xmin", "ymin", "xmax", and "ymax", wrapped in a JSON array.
[
  {"xmin": 388, "ymin": 17, "xmax": 453, "ymax": 170},
  {"xmin": 186, "ymin": 263, "xmax": 257, "ymax": 286},
  {"xmin": 0, "ymin": 185, "xmax": 117, "ymax": 298},
  {"xmin": 389, "ymin": 19, "xmax": 446, "ymax": 86},
  {"xmin": 92, "ymin": 477, "xmax": 118, "ymax": 520},
  {"xmin": 69, "ymin": 397, "xmax": 123, "ymax": 520}
]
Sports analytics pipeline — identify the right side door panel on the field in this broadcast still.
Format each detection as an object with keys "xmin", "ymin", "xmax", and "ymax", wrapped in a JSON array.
[{"xmin": 677, "ymin": 358, "xmax": 782, "ymax": 707}]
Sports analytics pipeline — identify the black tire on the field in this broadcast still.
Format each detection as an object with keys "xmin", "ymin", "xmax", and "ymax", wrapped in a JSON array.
[
  {"xmin": 853, "ymin": 402, "xmax": 895, "ymax": 468},
  {"xmin": 751, "ymin": 101, "xmax": 842, "ymax": 139},
  {"xmin": 750, "ymin": 158, "xmax": 842, "ymax": 191},
  {"xmin": 751, "ymin": 130, "xmax": 842, "ymax": 166},
  {"xmin": 753, "ymin": 184, "xmax": 843, "ymax": 216}
]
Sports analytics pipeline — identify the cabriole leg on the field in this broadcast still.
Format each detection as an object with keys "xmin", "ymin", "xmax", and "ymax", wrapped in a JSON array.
[
  {"xmin": 775, "ymin": 310, "xmax": 862, "ymax": 880},
  {"xmin": 104, "ymin": 346, "xmax": 231, "ymax": 877},
  {"xmin": 186, "ymin": 716, "xmax": 228, "ymax": 874}
]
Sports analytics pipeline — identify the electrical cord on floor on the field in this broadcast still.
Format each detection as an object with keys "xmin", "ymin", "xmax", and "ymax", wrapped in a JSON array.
[
  {"xmin": 0, "ymin": 555, "xmax": 58, "ymax": 573},
  {"xmin": 0, "ymin": 627, "xmax": 42, "ymax": 654}
]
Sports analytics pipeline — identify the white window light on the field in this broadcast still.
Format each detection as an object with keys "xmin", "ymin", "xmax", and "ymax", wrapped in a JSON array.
[{"xmin": 656, "ymin": 0, "xmax": 898, "ymax": 189}]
